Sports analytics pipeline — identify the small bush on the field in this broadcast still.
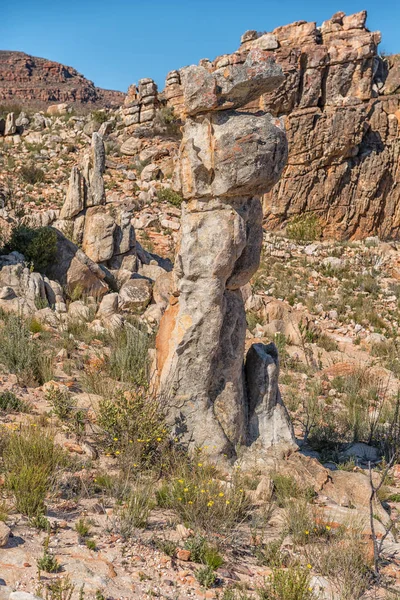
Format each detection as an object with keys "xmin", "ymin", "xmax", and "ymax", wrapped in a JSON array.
[
  {"xmin": 0, "ymin": 314, "xmax": 41, "ymax": 385},
  {"xmin": 286, "ymin": 214, "xmax": 321, "ymax": 243},
  {"xmin": 184, "ymin": 535, "xmax": 223, "ymax": 568},
  {"xmin": 257, "ymin": 565, "xmax": 316, "ymax": 600},
  {"xmin": 46, "ymin": 386, "xmax": 76, "ymax": 421},
  {"xmin": 0, "ymin": 391, "xmax": 30, "ymax": 413},
  {"xmin": 108, "ymin": 325, "xmax": 150, "ymax": 386},
  {"xmin": 306, "ymin": 528, "xmax": 371, "ymax": 600},
  {"xmin": 153, "ymin": 537, "xmax": 177, "ymax": 557},
  {"xmin": 255, "ymin": 537, "xmax": 289, "ymax": 568},
  {"xmin": 30, "ymin": 513, "xmax": 51, "ymax": 531},
  {"xmin": 156, "ymin": 460, "xmax": 250, "ymax": 532},
  {"xmin": 75, "ymin": 518, "xmax": 91, "ymax": 538},
  {"xmin": 115, "ymin": 485, "xmax": 154, "ymax": 536},
  {"xmin": 154, "ymin": 106, "xmax": 181, "ymax": 136},
  {"xmin": 156, "ymin": 187, "xmax": 183, "ymax": 208},
  {"xmin": 316, "ymin": 333, "xmax": 338, "ymax": 352},
  {"xmin": 96, "ymin": 387, "xmax": 165, "ymax": 468},
  {"xmin": 4, "ymin": 426, "xmax": 67, "ymax": 517},
  {"xmin": 91, "ymin": 110, "xmax": 108, "ymax": 124},
  {"xmin": 4, "ymin": 225, "xmax": 57, "ymax": 272},
  {"xmin": 20, "ymin": 163, "xmax": 46, "ymax": 185},
  {"xmin": 195, "ymin": 565, "xmax": 217, "ymax": 589},
  {"xmin": 272, "ymin": 474, "xmax": 315, "ymax": 507},
  {"xmin": 37, "ymin": 538, "xmax": 60, "ymax": 573}
]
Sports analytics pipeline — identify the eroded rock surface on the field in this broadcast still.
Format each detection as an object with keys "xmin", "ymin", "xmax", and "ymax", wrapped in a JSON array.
[
  {"xmin": 156, "ymin": 56, "xmax": 294, "ymax": 461},
  {"xmin": 162, "ymin": 11, "xmax": 400, "ymax": 240}
]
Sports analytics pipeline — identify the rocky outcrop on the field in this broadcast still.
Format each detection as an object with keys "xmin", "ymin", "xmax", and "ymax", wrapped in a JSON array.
[
  {"xmin": 56, "ymin": 132, "xmax": 137, "ymax": 270},
  {"xmin": 156, "ymin": 51, "xmax": 294, "ymax": 462},
  {"xmin": 0, "ymin": 51, "xmax": 124, "ymax": 110},
  {"xmin": 159, "ymin": 11, "xmax": 400, "ymax": 240},
  {"xmin": 121, "ymin": 78, "xmax": 159, "ymax": 127}
]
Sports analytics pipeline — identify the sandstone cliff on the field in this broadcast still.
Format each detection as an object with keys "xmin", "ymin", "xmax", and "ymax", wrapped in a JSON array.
[
  {"xmin": 161, "ymin": 11, "xmax": 400, "ymax": 240},
  {"xmin": 0, "ymin": 51, "xmax": 125, "ymax": 110}
]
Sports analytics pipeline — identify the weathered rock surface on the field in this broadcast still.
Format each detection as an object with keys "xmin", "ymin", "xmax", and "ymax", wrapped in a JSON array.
[
  {"xmin": 252, "ymin": 13, "xmax": 400, "ymax": 239},
  {"xmin": 156, "ymin": 52, "xmax": 292, "ymax": 462},
  {"xmin": 161, "ymin": 11, "xmax": 400, "ymax": 240},
  {"xmin": 0, "ymin": 522, "xmax": 10, "ymax": 547},
  {"xmin": 45, "ymin": 229, "xmax": 109, "ymax": 298},
  {"xmin": 245, "ymin": 343, "xmax": 295, "ymax": 458}
]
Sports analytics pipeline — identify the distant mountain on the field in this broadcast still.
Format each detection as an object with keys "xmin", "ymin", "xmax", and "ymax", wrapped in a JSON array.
[{"xmin": 0, "ymin": 50, "xmax": 125, "ymax": 110}]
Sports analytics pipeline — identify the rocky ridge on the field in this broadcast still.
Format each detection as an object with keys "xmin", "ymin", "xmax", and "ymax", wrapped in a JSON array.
[{"xmin": 0, "ymin": 51, "xmax": 125, "ymax": 110}]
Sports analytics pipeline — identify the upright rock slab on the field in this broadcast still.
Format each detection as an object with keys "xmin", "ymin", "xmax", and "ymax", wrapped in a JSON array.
[{"xmin": 156, "ymin": 57, "xmax": 294, "ymax": 462}]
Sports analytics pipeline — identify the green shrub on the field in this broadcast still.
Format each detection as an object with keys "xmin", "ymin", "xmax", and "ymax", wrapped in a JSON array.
[
  {"xmin": 4, "ymin": 426, "xmax": 67, "ymax": 517},
  {"xmin": 0, "ymin": 314, "xmax": 41, "ymax": 385},
  {"xmin": 0, "ymin": 391, "xmax": 30, "ymax": 413},
  {"xmin": 91, "ymin": 110, "xmax": 108, "ymax": 124},
  {"xmin": 116, "ymin": 484, "xmax": 154, "ymax": 536},
  {"xmin": 4, "ymin": 225, "xmax": 57, "ymax": 272},
  {"xmin": 20, "ymin": 163, "xmax": 46, "ymax": 185},
  {"xmin": 153, "ymin": 537, "xmax": 177, "ymax": 557},
  {"xmin": 108, "ymin": 325, "xmax": 150, "ymax": 386},
  {"xmin": 156, "ymin": 187, "xmax": 183, "ymax": 208},
  {"xmin": 75, "ymin": 518, "xmax": 91, "ymax": 538},
  {"xmin": 154, "ymin": 106, "xmax": 181, "ymax": 136},
  {"xmin": 272, "ymin": 474, "xmax": 315, "ymax": 507},
  {"xmin": 195, "ymin": 565, "xmax": 217, "ymax": 589},
  {"xmin": 46, "ymin": 386, "xmax": 76, "ymax": 421},
  {"xmin": 37, "ymin": 537, "xmax": 60, "ymax": 573},
  {"xmin": 30, "ymin": 513, "xmax": 51, "ymax": 531},
  {"xmin": 257, "ymin": 565, "xmax": 316, "ymax": 600},
  {"xmin": 286, "ymin": 214, "xmax": 321, "ymax": 243},
  {"xmin": 156, "ymin": 460, "xmax": 250, "ymax": 532},
  {"xmin": 255, "ymin": 537, "xmax": 288, "ymax": 568},
  {"xmin": 184, "ymin": 535, "xmax": 223, "ymax": 568}
]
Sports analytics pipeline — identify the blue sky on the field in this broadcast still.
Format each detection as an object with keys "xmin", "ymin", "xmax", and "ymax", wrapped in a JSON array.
[{"xmin": 3, "ymin": 0, "xmax": 399, "ymax": 93}]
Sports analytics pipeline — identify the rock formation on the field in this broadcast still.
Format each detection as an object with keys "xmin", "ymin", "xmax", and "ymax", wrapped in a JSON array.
[
  {"xmin": 0, "ymin": 51, "xmax": 124, "ymax": 110},
  {"xmin": 159, "ymin": 11, "xmax": 400, "ymax": 240},
  {"xmin": 121, "ymin": 78, "xmax": 159, "ymax": 127},
  {"xmin": 56, "ymin": 133, "xmax": 137, "ymax": 285},
  {"xmin": 156, "ymin": 50, "xmax": 294, "ymax": 462}
]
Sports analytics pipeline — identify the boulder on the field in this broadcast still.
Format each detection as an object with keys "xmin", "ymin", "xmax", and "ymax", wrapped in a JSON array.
[
  {"xmin": 47, "ymin": 103, "xmax": 69, "ymax": 115},
  {"xmin": 82, "ymin": 208, "xmax": 116, "ymax": 263},
  {"xmin": 4, "ymin": 113, "xmax": 16, "ymax": 136},
  {"xmin": 96, "ymin": 292, "xmax": 119, "ymax": 319},
  {"xmin": 118, "ymin": 277, "xmax": 152, "ymax": 313},
  {"xmin": 0, "ymin": 522, "xmax": 10, "ymax": 547},
  {"xmin": 120, "ymin": 137, "xmax": 142, "ymax": 156},
  {"xmin": 245, "ymin": 343, "xmax": 296, "ymax": 457},
  {"xmin": 60, "ymin": 166, "xmax": 85, "ymax": 219},
  {"xmin": 68, "ymin": 300, "xmax": 91, "ymax": 322},
  {"xmin": 45, "ymin": 229, "xmax": 108, "ymax": 298},
  {"xmin": 180, "ymin": 50, "xmax": 284, "ymax": 116}
]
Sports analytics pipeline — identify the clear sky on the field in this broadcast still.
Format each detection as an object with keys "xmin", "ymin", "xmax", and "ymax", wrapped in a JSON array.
[{"xmin": 3, "ymin": 0, "xmax": 399, "ymax": 93}]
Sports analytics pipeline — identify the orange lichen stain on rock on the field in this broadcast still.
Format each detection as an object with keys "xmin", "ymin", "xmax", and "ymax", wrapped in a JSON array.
[{"xmin": 156, "ymin": 301, "xmax": 179, "ymax": 376}]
